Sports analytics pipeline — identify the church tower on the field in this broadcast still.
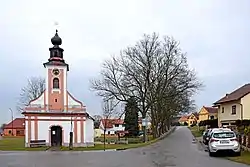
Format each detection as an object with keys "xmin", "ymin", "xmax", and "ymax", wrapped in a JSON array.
[
  {"xmin": 43, "ymin": 30, "xmax": 69, "ymax": 112},
  {"xmin": 23, "ymin": 29, "xmax": 94, "ymax": 148}
]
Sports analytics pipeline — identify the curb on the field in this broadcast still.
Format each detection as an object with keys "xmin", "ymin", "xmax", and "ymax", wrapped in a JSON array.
[{"xmin": 115, "ymin": 126, "xmax": 177, "ymax": 151}]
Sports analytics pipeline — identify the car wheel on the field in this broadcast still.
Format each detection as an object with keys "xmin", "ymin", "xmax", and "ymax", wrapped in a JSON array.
[{"xmin": 209, "ymin": 150, "xmax": 215, "ymax": 157}]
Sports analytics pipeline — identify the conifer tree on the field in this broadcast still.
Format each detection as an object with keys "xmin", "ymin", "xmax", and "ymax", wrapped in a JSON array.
[{"xmin": 124, "ymin": 97, "xmax": 139, "ymax": 136}]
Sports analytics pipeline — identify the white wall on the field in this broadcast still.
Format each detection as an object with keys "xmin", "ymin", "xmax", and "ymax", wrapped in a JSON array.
[
  {"xmin": 38, "ymin": 120, "xmax": 71, "ymax": 144},
  {"xmin": 85, "ymin": 118, "xmax": 94, "ymax": 143},
  {"xmin": 67, "ymin": 94, "xmax": 81, "ymax": 106},
  {"xmin": 30, "ymin": 93, "xmax": 45, "ymax": 106},
  {"xmin": 25, "ymin": 116, "xmax": 94, "ymax": 145}
]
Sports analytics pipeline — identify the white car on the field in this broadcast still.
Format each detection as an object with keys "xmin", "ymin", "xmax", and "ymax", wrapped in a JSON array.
[{"xmin": 208, "ymin": 130, "xmax": 241, "ymax": 156}]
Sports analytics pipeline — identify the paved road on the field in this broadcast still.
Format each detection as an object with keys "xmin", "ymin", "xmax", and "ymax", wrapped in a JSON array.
[{"xmin": 0, "ymin": 126, "xmax": 249, "ymax": 167}]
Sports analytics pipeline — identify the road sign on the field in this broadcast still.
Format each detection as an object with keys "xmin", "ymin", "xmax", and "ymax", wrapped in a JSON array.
[{"xmin": 142, "ymin": 118, "xmax": 149, "ymax": 126}]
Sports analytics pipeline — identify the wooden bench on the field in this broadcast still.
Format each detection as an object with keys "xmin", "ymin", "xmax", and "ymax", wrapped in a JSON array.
[{"xmin": 30, "ymin": 140, "xmax": 46, "ymax": 147}]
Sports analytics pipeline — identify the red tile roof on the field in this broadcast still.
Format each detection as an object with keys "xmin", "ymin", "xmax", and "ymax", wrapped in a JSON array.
[
  {"xmin": 214, "ymin": 84, "xmax": 250, "ymax": 105},
  {"xmin": 4, "ymin": 118, "xmax": 25, "ymax": 129},
  {"xmin": 179, "ymin": 115, "xmax": 188, "ymax": 122},
  {"xmin": 204, "ymin": 106, "xmax": 218, "ymax": 114},
  {"xmin": 101, "ymin": 119, "xmax": 124, "ymax": 128}
]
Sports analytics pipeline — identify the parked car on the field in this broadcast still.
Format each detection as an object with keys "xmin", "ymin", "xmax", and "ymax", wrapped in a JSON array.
[
  {"xmin": 208, "ymin": 130, "xmax": 241, "ymax": 157},
  {"xmin": 203, "ymin": 128, "xmax": 232, "ymax": 145}
]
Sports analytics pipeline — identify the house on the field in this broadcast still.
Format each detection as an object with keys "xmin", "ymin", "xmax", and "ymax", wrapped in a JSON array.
[
  {"xmin": 214, "ymin": 83, "xmax": 250, "ymax": 127},
  {"xmin": 22, "ymin": 30, "xmax": 94, "ymax": 147},
  {"xmin": 3, "ymin": 118, "xmax": 25, "ymax": 136},
  {"xmin": 198, "ymin": 106, "xmax": 218, "ymax": 122},
  {"xmin": 179, "ymin": 115, "xmax": 188, "ymax": 125},
  {"xmin": 99, "ymin": 119, "xmax": 125, "ymax": 136},
  {"xmin": 187, "ymin": 113, "xmax": 199, "ymax": 126}
]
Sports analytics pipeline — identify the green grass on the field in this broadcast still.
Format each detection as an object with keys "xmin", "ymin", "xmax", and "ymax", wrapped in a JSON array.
[
  {"xmin": 227, "ymin": 151, "xmax": 250, "ymax": 165},
  {"xmin": 0, "ymin": 137, "xmax": 48, "ymax": 151},
  {"xmin": 94, "ymin": 135, "xmax": 154, "ymax": 144},
  {"xmin": 0, "ymin": 129, "xmax": 174, "ymax": 151},
  {"xmin": 189, "ymin": 126, "xmax": 204, "ymax": 137},
  {"xmin": 61, "ymin": 136, "xmax": 161, "ymax": 151}
]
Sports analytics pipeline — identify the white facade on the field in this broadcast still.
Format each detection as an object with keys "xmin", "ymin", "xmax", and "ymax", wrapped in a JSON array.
[
  {"xmin": 99, "ymin": 122, "xmax": 125, "ymax": 135},
  {"xmin": 25, "ymin": 115, "xmax": 94, "ymax": 147},
  {"xmin": 23, "ymin": 30, "xmax": 94, "ymax": 147}
]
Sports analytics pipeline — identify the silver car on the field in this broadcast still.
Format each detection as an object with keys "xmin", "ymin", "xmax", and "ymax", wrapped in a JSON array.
[{"xmin": 208, "ymin": 130, "xmax": 241, "ymax": 157}]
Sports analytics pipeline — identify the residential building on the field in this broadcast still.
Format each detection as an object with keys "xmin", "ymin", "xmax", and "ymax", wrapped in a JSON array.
[
  {"xmin": 22, "ymin": 30, "xmax": 94, "ymax": 147},
  {"xmin": 214, "ymin": 83, "xmax": 250, "ymax": 127},
  {"xmin": 99, "ymin": 119, "xmax": 125, "ymax": 136},
  {"xmin": 187, "ymin": 113, "xmax": 199, "ymax": 126},
  {"xmin": 3, "ymin": 118, "xmax": 25, "ymax": 136},
  {"xmin": 178, "ymin": 115, "xmax": 188, "ymax": 125},
  {"xmin": 198, "ymin": 106, "xmax": 218, "ymax": 122}
]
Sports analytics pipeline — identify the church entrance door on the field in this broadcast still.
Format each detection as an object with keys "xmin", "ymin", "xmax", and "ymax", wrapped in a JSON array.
[{"xmin": 50, "ymin": 126, "xmax": 62, "ymax": 147}]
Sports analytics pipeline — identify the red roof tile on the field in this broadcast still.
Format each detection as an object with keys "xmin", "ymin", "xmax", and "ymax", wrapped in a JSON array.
[
  {"xmin": 204, "ymin": 106, "xmax": 218, "ymax": 114},
  {"xmin": 179, "ymin": 116, "xmax": 188, "ymax": 122},
  {"xmin": 4, "ymin": 118, "xmax": 25, "ymax": 129},
  {"xmin": 214, "ymin": 84, "xmax": 250, "ymax": 104},
  {"xmin": 101, "ymin": 119, "xmax": 124, "ymax": 128}
]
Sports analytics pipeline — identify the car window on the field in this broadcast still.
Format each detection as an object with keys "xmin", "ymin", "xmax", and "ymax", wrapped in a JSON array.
[{"xmin": 212, "ymin": 132, "xmax": 235, "ymax": 139}]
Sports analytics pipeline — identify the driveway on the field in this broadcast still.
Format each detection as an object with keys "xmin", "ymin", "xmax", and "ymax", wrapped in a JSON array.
[{"xmin": 0, "ymin": 126, "xmax": 249, "ymax": 167}]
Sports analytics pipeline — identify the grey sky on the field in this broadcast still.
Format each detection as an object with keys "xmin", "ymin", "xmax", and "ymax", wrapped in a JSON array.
[{"xmin": 1, "ymin": 0, "xmax": 250, "ymax": 124}]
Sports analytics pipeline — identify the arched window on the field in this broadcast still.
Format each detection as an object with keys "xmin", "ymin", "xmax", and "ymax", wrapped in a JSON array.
[{"xmin": 53, "ymin": 78, "xmax": 59, "ymax": 89}]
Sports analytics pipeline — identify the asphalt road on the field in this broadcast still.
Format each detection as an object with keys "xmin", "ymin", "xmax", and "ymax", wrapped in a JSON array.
[{"xmin": 0, "ymin": 126, "xmax": 249, "ymax": 167}]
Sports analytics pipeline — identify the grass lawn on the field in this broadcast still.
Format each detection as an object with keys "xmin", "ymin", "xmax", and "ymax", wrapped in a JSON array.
[
  {"xmin": 94, "ymin": 135, "xmax": 154, "ymax": 144},
  {"xmin": 227, "ymin": 151, "xmax": 250, "ymax": 165},
  {"xmin": 61, "ymin": 136, "xmax": 161, "ymax": 151},
  {"xmin": 0, "ymin": 137, "xmax": 48, "ymax": 151},
  {"xmin": 0, "ymin": 128, "xmax": 175, "ymax": 151},
  {"xmin": 189, "ymin": 126, "xmax": 204, "ymax": 137}
]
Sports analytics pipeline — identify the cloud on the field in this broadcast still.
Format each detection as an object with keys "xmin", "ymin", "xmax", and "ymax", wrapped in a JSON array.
[{"xmin": 1, "ymin": 0, "xmax": 250, "ymax": 123}]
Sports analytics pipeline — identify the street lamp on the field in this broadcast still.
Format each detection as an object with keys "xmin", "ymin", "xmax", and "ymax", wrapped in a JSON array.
[{"xmin": 9, "ymin": 108, "xmax": 13, "ymax": 136}]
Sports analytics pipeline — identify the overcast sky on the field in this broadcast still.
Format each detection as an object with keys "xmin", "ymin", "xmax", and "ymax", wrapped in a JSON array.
[{"xmin": 0, "ymin": 0, "xmax": 250, "ymax": 124}]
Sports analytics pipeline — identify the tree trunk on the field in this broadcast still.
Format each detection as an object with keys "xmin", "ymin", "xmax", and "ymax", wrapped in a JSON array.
[{"xmin": 104, "ymin": 129, "xmax": 106, "ymax": 151}]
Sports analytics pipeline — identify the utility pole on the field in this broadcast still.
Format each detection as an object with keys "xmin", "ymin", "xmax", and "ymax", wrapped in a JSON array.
[{"xmin": 9, "ymin": 108, "xmax": 13, "ymax": 136}]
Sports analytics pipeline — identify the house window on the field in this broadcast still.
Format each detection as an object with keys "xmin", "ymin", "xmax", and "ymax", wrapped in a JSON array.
[
  {"xmin": 53, "ymin": 78, "xmax": 59, "ymax": 89},
  {"xmin": 115, "ymin": 124, "xmax": 119, "ymax": 127},
  {"xmin": 108, "ymin": 131, "xmax": 110, "ymax": 134},
  {"xmin": 222, "ymin": 107, "xmax": 224, "ymax": 113},
  {"xmin": 232, "ymin": 105, "xmax": 236, "ymax": 115},
  {"xmin": 8, "ymin": 130, "xmax": 11, "ymax": 134}
]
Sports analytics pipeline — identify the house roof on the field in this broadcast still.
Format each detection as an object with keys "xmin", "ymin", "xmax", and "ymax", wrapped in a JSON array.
[
  {"xmin": 188, "ymin": 112, "xmax": 199, "ymax": 119},
  {"xmin": 101, "ymin": 119, "xmax": 124, "ymax": 128},
  {"xmin": 214, "ymin": 83, "xmax": 250, "ymax": 105},
  {"xmin": 4, "ymin": 118, "xmax": 25, "ymax": 129},
  {"xmin": 203, "ymin": 106, "xmax": 218, "ymax": 114},
  {"xmin": 179, "ymin": 115, "xmax": 188, "ymax": 122}
]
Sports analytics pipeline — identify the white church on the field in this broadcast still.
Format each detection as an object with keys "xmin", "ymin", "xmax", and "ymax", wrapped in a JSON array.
[{"xmin": 22, "ymin": 30, "xmax": 94, "ymax": 147}]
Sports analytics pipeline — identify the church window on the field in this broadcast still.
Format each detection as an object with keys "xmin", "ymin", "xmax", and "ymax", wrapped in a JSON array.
[
  {"xmin": 55, "ymin": 99, "xmax": 57, "ymax": 102},
  {"xmin": 53, "ymin": 78, "xmax": 59, "ymax": 89}
]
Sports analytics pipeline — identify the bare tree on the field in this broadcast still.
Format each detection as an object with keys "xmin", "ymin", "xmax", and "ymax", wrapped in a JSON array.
[
  {"xmin": 91, "ymin": 33, "xmax": 203, "ymax": 140},
  {"xmin": 93, "ymin": 115, "xmax": 102, "ymax": 128},
  {"xmin": 101, "ymin": 98, "xmax": 119, "ymax": 151},
  {"xmin": 17, "ymin": 77, "xmax": 45, "ymax": 112}
]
